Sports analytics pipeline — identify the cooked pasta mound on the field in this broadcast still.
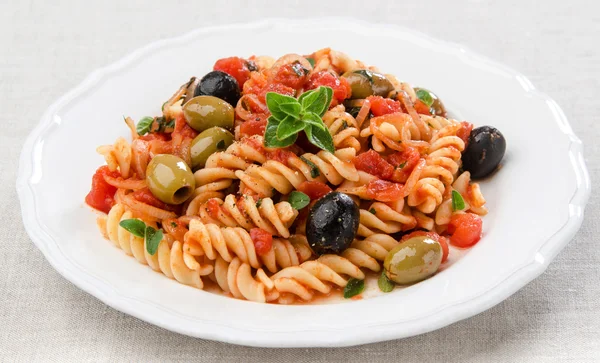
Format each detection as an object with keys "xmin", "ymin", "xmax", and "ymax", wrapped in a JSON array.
[{"xmin": 86, "ymin": 49, "xmax": 505, "ymax": 304}]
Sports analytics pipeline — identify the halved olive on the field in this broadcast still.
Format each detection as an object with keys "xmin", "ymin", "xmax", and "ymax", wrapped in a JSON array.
[
  {"xmin": 190, "ymin": 127, "xmax": 234, "ymax": 169},
  {"xmin": 414, "ymin": 87, "xmax": 447, "ymax": 117},
  {"xmin": 383, "ymin": 236, "xmax": 442, "ymax": 285},
  {"xmin": 146, "ymin": 154, "xmax": 195, "ymax": 205},
  {"xmin": 342, "ymin": 69, "xmax": 394, "ymax": 99},
  {"xmin": 183, "ymin": 95, "xmax": 234, "ymax": 133}
]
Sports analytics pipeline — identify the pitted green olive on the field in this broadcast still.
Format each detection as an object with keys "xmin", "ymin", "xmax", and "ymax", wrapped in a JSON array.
[
  {"xmin": 146, "ymin": 154, "xmax": 195, "ymax": 205},
  {"xmin": 383, "ymin": 236, "xmax": 443, "ymax": 285},
  {"xmin": 183, "ymin": 95, "xmax": 234, "ymax": 132},
  {"xmin": 342, "ymin": 69, "xmax": 395, "ymax": 99},
  {"xmin": 190, "ymin": 127, "xmax": 234, "ymax": 169}
]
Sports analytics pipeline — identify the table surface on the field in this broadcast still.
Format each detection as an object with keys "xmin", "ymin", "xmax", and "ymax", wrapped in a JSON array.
[{"xmin": 1, "ymin": 0, "xmax": 599, "ymax": 361}]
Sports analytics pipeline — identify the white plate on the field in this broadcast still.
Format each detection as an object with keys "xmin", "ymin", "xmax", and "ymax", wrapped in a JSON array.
[{"xmin": 16, "ymin": 18, "xmax": 591, "ymax": 347}]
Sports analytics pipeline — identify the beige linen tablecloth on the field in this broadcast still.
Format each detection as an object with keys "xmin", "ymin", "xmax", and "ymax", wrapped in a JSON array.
[{"xmin": 1, "ymin": 1, "xmax": 598, "ymax": 361}]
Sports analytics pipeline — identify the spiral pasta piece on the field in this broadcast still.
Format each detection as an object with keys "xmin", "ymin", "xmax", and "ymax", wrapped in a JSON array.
[
  {"xmin": 407, "ymin": 123, "xmax": 465, "ymax": 214},
  {"xmin": 185, "ymin": 220, "xmax": 313, "ymax": 273},
  {"xmin": 213, "ymin": 256, "xmax": 278, "ymax": 302},
  {"xmin": 193, "ymin": 136, "xmax": 267, "ymax": 194},
  {"xmin": 235, "ymin": 149, "xmax": 359, "ymax": 198},
  {"xmin": 101, "ymin": 204, "xmax": 213, "ymax": 289},
  {"xmin": 271, "ymin": 261, "xmax": 347, "ymax": 301},
  {"xmin": 322, "ymin": 105, "xmax": 362, "ymax": 153},
  {"xmin": 97, "ymin": 137, "xmax": 133, "ymax": 178},
  {"xmin": 435, "ymin": 171, "xmax": 488, "ymax": 226},
  {"xmin": 192, "ymin": 194, "xmax": 298, "ymax": 238},
  {"xmin": 357, "ymin": 201, "xmax": 416, "ymax": 237}
]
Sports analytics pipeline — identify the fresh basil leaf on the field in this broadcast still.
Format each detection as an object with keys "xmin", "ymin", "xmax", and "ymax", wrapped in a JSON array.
[
  {"xmin": 136, "ymin": 116, "xmax": 154, "ymax": 135},
  {"xmin": 145, "ymin": 226, "xmax": 163, "ymax": 256},
  {"xmin": 299, "ymin": 86, "xmax": 333, "ymax": 116},
  {"xmin": 378, "ymin": 271, "xmax": 395, "ymax": 293},
  {"xmin": 119, "ymin": 219, "xmax": 146, "ymax": 238},
  {"xmin": 369, "ymin": 208, "xmax": 376, "ymax": 215},
  {"xmin": 170, "ymin": 222, "xmax": 178, "ymax": 228},
  {"xmin": 279, "ymin": 102, "xmax": 301, "ymax": 118},
  {"xmin": 300, "ymin": 156, "xmax": 320, "ymax": 178},
  {"xmin": 266, "ymin": 92, "xmax": 298, "ymax": 121},
  {"xmin": 451, "ymin": 190, "xmax": 466, "ymax": 211},
  {"xmin": 277, "ymin": 116, "xmax": 306, "ymax": 140},
  {"xmin": 301, "ymin": 112, "xmax": 327, "ymax": 132},
  {"xmin": 343, "ymin": 278, "xmax": 365, "ymax": 298},
  {"xmin": 306, "ymin": 57, "xmax": 315, "ymax": 68},
  {"xmin": 288, "ymin": 191, "xmax": 310, "ymax": 210},
  {"xmin": 416, "ymin": 89, "xmax": 434, "ymax": 107},
  {"xmin": 305, "ymin": 122, "xmax": 335, "ymax": 153},
  {"xmin": 264, "ymin": 116, "xmax": 297, "ymax": 148}
]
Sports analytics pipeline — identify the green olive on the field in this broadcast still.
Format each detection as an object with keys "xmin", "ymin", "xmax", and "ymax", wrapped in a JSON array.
[
  {"xmin": 414, "ymin": 87, "xmax": 447, "ymax": 117},
  {"xmin": 342, "ymin": 70, "xmax": 394, "ymax": 99},
  {"xmin": 383, "ymin": 236, "xmax": 443, "ymax": 285},
  {"xmin": 146, "ymin": 154, "xmax": 195, "ymax": 205},
  {"xmin": 190, "ymin": 126, "xmax": 234, "ymax": 169},
  {"xmin": 183, "ymin": 95, "xmax": 234, "ymax": 132}
]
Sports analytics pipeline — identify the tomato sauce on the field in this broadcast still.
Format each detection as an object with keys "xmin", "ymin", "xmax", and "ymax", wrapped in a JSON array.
[{"xmin": 131, "ymin": 188, "xmax": 180, "ymax": 213}]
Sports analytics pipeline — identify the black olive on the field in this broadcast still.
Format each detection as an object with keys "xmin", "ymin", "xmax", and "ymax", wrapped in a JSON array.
[
  {"xmin": 194, "ymin": 71, "xmax": 241, "ymax": 107},
  {"xmin": 306, "ymin": 192, "xmax": 359, "ymax": 255},
  {"xmin": 462, "ymin": 126, "xmax": 506, "ymax": 179}
]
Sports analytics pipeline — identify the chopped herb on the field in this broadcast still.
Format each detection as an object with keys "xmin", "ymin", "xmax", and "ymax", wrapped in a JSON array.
[
  {"xmin": 428, "ymin": 122, "xmax": 434, "ymax": 128},
  {"xmin": 416, "ymin": 89, "xmax": 434, "ymax": 107},
  {"xmin": 343, "ymin": 278, "xmax": 365, "ymax": 298},
  {"xmin": 451, "ymin": 190, "xmax": 466, "ymax": 211},
  {"xmin": 256, "ymin": 198, "xmax": 263, "ymax": 208},
  {"xmin": 288, "ymin": 191, "xmax": 310, "ymax": 210},
  {"xmin": 136, "ymin": 116, "xmax": 154, "ymax": 135},
  {"xmin": 398, "ymin": 161, "xmax": 407, "ymax": 169},
  {"xmin": 170, "ymin": 222, "xmax": 177, "ymax": 228},
  {"xmin": 300, "ymin": 156, "xmax": 321, "ymax": 178},
  {"xmin": 369, "ymin": 208, "xmax": 377, "ymax": 215},
  {"xmin": 306, "ymin": 57, "xmax": 315, "ymax": 68},
  {"xmin": 340, "ymin": 120, "xmax": 348, "ymax": 130},
  {"xmin": 378, "ymin": 271, "xmax": 395, "ymax": 293},
  {"xmin": 145, "ymin": 226, "xmax": 163, "ymax": 255},
  {"xmin": 119, "ymin": 219, "xmax": 146, "ymax": 238}
]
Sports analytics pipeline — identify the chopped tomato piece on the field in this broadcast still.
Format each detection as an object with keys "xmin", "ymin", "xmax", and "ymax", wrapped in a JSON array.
[
  {"xmin": 131, "ymin": 188, "xmax": 180, "ymax": 213},
  {"xmin": 206, "ymin": 199, "xmax": 222, "ymax": 219},
  {"xmin": 239, "ymin": 116, "xmax": 268, "ymax": 137},
  {"xmin": 85, "ymin": 166, "xmax": 121, "ymax": 213},
  {"xmin": 306, "ymin": 71, "xmax": 351, "ymax": 106},
  {"xmin": 353, "ymin": 150, "xmax": 394, "ymax": 180},
  {"xmin": 413, "ymin": 99, "xmax": 432, "ymax": 115},
  {"xmin": 401, "ymin": 230, "xmax": 449, "ymax": 263},
  {"xmin": 257, "ymin": 83, "xmax": 296, "ymax": 103},
  {"xmin": 447, "ymin": 213, "xmax": 482, "ymax": 248},
  {"xmin": 387, "ymin": 147, "xmax": 421, "ymax": 183},
  {"xmin": 213, "ymin": 56, "xmax": 255, "ymax": 88},
  {"xmin": 456, "ymin": 121, "xmax": 474, "ymax": 146},
  {"xmin": 250, "ymin": 228, "xmax": 273, "ymax": 255},
  {"xmin": 367, "ymin": 96, "xmax": 403, "ymax": 116},
  {"xmin": 172, "ymin": 113, "xmax": 198, "ymax": 140},
  {"xmin": 365, "ymin": 179, "xmax": 404, "ymax": 202},
  {"xmin": 272, "ymin": 63, "xmax": 310, "ymax": 90},
  {"xmin": 297, "ymin": 181, "xmax": 332, "ymax": 201}
]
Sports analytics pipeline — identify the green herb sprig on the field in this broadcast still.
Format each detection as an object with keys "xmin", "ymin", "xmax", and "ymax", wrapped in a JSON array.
[
  {"xmin": 451, "ymin": 190, "xmax": 466, "ymax": 211},
  {"xmin": 343, "ymin": 278, "xmax": 365, "ymax": 299},
  {"xmin": 264, "ymin": 86, "xmax": 335, "ymax": 153},
  {"xmin": 119, "ymin": 219, "xmax": 164, "ymax": 255},
  {"xmin": 288, "ymin": 191, "xmax": 310, "ymax": 210},
  {"xmin": 378, "ymin": 271, "xmax": 395, "ymax": 293}
]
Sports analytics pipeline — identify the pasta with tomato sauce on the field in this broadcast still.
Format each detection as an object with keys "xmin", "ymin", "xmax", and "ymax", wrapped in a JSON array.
[{"xmin": 86, "ymin": 49, "xmax": 506, "ymax": 303}]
